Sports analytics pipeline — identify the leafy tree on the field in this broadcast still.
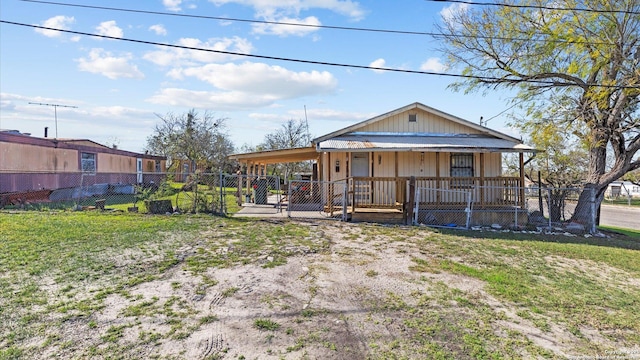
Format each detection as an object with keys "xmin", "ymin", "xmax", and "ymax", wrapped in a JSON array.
[
  {"xmin": 260, "ymin": 119, "xmax": 313, "ymax": 179},
  {"xmin": 438, "ymin": 0, "xmax": 640, "ymax": 223},
  {"xmin": 518, "ymin": 120, "xmax": 589, "ymax": 221},
  {"xmin": 145, "ymin": 109, "xmax": 235, "ymax": 173},
  {"xmin": 623, "ymin": 168, "xmax": 640, "ymax": 186}
]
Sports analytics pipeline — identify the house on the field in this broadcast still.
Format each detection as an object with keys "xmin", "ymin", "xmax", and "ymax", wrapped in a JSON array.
[
  {"xmin": 229, "ymin": 102, "xmax": 536, "ymax": 224},
  {"xmin": 606, "ymin": 181, "xmax": 640, "ymax": 199},
  {"xmin": 0, "ymin": 130, "xmax": 166, "ymax": 200}
]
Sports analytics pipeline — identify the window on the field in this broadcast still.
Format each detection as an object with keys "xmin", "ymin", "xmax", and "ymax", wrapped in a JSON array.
[
  {"xmin": 450, "ymin": 153, "xmax": 474, "ymax": 188},
  {"xmin": 408, "ymin": 114, "xmax": 417, "ymax": 122},
  {"xmin": 81, "ymin": 152, "xmax": 96, "ymax": 173},
  {"xmin": 155, "ymin": 160, "xmax": 162, "ymax": 172}
]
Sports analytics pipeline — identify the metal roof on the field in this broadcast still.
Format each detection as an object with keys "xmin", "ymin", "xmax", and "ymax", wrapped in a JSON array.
[
  {"xmin": 317, "ymin": 134, "xmax": 536, "ymax": 153},
  {"xmin": 228, "ymin": 146, "xmax": 318, "ymax": 164},
  {"xmin": 313, "ymin": 102, "xmax": 523, "ymax": 144}
]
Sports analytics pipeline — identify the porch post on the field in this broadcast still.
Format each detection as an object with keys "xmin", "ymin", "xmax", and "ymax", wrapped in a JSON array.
[
  {"xmin": 519, "ymin": 153, "xmax": 525, "ymax": 207},
  {"xmin": 435, "ymin": 152, "xmax": 441, "ymax": 206},
  {"xmin": 479, "ymin": 153, "xmax": 485, "ymax": 206},
  {"xmin": 406, "ymin": 176, "xmax": 416, "ymax": 225},
  {"xmin": 395, "ymin": 151, "xmax": 401, "ymax": 205}
]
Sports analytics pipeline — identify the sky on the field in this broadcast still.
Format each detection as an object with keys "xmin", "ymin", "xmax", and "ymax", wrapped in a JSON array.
[{"xmin": 0, "ymin": 0, "xmax": 522, "ymax": 154}]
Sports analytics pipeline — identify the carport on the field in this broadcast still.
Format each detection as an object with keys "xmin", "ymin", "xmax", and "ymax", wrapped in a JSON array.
[{"xmin": 228, "ymin": 146, "xmax": 321, "ymax": 208}]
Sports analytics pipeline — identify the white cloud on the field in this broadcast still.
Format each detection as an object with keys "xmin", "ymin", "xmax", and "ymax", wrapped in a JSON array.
[
  {"xmin": 369, "ymin": 58, "xmax": 386, "ymax": 73},
  {"xmin": 143, "ymin": 37, "xmax": 254, "ymax": 66},
  {"xmin": 149, "ymin": 24, "xmax": 168, "ymax": 36},
  {"xmin": 181, "ymin": 62, "xmax": 336, "ymax": 96},
  {"xmin": 147, "ymin": 62, "xmax": 337, "ymax": 110},
  {"xmin": 76, "ymin": 48, "xmax": 144, "ymax": 80},
  {"xmin": 420, "ymin": 57, "xmax": 447, "ymax": 73},
  {"xmin": 210, "ymin": 0, "xmax": 365, "ymax": 21},
  {"xmin": 163, "ymin": 0, "xmax": 182, "ymax": 11},
  {"xmin": 95, "ymin": 21, "xmax": 123, "ymax": 38},
  {"xmin": 440, "ymin": 3, "xmax": 469, "ymax": 23},
  {"xmin": 34, "ymin": 15, "xmax": 75, "ymax": 38},
  {"xmin": 252, "ymin": 16, "xmax": 321, "ymax": 37}
]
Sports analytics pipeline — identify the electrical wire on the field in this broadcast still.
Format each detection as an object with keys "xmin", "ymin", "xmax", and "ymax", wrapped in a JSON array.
[
  {"xmin": 425, "ymin": 0, "xmax": 640, "ymax": 15},
  {"xmin": 20, "ymin": 0, "xmax": 433, "ymax": 36},
  {"xmin": 18, "ymin": 0, "xmax": 614, "ymax": 46},
  {"xmin": 1, "ymin": 20, "xmax": 638, "ymax": 89}
]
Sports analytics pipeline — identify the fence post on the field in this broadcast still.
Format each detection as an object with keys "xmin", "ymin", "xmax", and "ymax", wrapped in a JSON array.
[
  {"xmin": 406, "ymin": 176, "xmax": 416, "ymax": 225},
  {"xmin": 342, "ymin": 182, "xmax": 348, "ymax": 221},
  {"xmin": 219, "ymin": 170, "xmax": 224, "ymax": 215},
  {"xmin": 547, "ymin": 188, "xmax": 552, "ymax": 230},
  {"xmin": 590, "ymin": 187, "xmax": 597, "ymax": 234},
  {"xmin": 287, "ymin": 179, "xmax": 292, "ymax": 218},
  {"xmin": 465, "ymin": 190, "xmax": 472, "ymax": 229}
]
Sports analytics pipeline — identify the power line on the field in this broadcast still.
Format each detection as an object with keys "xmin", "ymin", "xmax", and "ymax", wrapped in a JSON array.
[
  {"xmin": 425, "ymin": 0, "xmax": 640, "ymax": 15},
  {"xmin": 20, "ymin": 0, "xmax": 432, "ymax": 36},
  {"xmin": 18, "ymin": 0, "xmax": 614, "ymax": 46},
  {"xmin": 2, "ymin": 20, "xmax": 638, "ymax": 89}
]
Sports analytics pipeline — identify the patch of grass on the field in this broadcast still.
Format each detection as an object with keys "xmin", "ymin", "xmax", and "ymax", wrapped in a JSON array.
[
  {"xmin": 598, "ymin": 225, "xmax": 640, "ymax": 239},
  {"xmin": 221, "ymin": 286, "xmax": 239, "ymax": 297},
  {"xmin": 254, "ymin": 318, "xmax": 280, "ymax": 331},
  {"xmin": 365, "ymin": 269, "xmax": 378, "ymax": 277}
]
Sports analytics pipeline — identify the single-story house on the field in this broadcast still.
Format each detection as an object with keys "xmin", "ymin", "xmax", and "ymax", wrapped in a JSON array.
[
  {"xmin": 606, "ymin": 181, "xmax": 640, "ymax": 198},
  {"xmin": 229, "ymin": 102, "xmax": 536, "ymax": 224},
  {"xmin": 0, "ymin": 129, "xmax": 166, "ymax": 197}
]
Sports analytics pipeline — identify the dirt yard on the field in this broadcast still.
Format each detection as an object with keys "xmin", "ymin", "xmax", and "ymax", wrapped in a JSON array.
[{"xmin": 6, "ymin": 216, "xmax": 640, "ymax": 359}]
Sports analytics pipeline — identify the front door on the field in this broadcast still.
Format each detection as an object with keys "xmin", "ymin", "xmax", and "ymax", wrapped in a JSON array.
[
  {"xmin": 351, "ymin": 153, "xmax": 370, "ymax": 204},
  {"xmin": 136, "ymin": 158, "xmax": 143, "ymax": 184},
  {"xmin": 351, "ymin": 153, "xmax": 369, "ymax": 177}
]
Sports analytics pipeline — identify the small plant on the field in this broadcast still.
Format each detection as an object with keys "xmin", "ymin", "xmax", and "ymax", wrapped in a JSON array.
[
  {"xmin": 254, "ymin": 318, "xmax": 280, "ymax": 331},
  {"xmin": 222, "ymin": 286, "xmax": 239, "ymax": 297}
]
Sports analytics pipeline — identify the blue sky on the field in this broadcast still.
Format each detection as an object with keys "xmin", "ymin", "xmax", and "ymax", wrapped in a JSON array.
[{"xmin": 0, "ymin": 0, "xmax": 520, "ymax": 153}]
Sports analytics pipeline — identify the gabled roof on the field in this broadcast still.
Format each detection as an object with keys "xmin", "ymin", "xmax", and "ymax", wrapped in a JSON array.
[
  {"xmin": 313, "ymin": 102, "xmax": 523, "ymax": 144},
  {"xmin": 318, "ymin": 134, "xmax": 534, "ymax": 153}
]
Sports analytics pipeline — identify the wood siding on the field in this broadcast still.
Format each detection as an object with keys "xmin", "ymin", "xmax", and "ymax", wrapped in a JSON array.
[
  {"xmin": 322, "ymin": 151, "xmax": 503, "ymax": 183},
  {"xmin": 358, "ymin": 108, "xmax": 484, "ymax": 134}
]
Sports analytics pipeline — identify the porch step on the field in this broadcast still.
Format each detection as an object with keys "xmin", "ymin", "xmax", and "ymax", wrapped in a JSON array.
[{"xmin": 350, "ymin": 210, "xmax": 404, "ymax": 224}]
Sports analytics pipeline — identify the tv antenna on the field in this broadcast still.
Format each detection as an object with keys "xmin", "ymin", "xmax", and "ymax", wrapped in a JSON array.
[{"xmin": 29, "ymin": 102, "xmax": 78, "ymax": 138}]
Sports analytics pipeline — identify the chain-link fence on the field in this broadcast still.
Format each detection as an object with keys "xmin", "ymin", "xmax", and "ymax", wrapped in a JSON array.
[
  {"xmin": 1, "ymin": 171, "xmax": 598, "ymax": 233},
  {"xmin": 221, "ymin": 174, "xmax": 283, "ymax": 217},
  {"xmin": 413, "ymin": 187, "xmax": 473, "ymax": 228},
  {"xmin": 413, "ymin": 185, "xmax": 597, "ymax": 233},
  {"xmin": 286, "ymin": 179, "xmax": 347, "ymax": 220},
  {"xmin": 0, "ymin": 170, "xmax": 229, "ymax": 214}
]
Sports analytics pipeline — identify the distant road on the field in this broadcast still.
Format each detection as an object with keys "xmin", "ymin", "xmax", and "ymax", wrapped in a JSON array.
[{"xmin": 599, "ymin": 204, "xmax": 640, "ymax": 230}]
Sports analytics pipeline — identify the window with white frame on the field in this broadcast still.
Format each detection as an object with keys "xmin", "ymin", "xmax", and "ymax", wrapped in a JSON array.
[{"xmin": 81, "ymin": 152, "xmax": 96, "ymax": 173}]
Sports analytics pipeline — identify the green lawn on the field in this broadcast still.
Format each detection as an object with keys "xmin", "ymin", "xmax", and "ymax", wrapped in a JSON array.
[{"xmin": 1, "ymin": 211, "xmax": 638, "ymax": 359}]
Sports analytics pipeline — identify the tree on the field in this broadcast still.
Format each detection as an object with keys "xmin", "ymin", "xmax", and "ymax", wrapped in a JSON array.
[
  {"xmin": 145, "ymin": 109, "xmax": 235, "ymax": 173},
  {"xmin": 260, "ymin": 119, "xmax": 312, "ymax": 179},
  {"xmin": 438, "ymin": 0, "xmax": 640, "ymax": 223}
]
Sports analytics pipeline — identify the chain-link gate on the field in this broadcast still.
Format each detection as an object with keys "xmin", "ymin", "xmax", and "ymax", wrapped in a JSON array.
[
  {"xmin": 286, "ymin": 179, "xmax": 347, "ymax": 220},
  {"xmin": 222, "ymin": 174, "xmax": 282, "ymax": 216},
  {"xmin": 414, "ymin": 187, "xmax": 473, "ymax": 229}
]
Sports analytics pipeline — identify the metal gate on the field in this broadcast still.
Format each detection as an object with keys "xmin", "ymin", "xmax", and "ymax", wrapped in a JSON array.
[
  {"xmin": 222, "ymin": 174, "xmax": 282, "ymax": 215},
  {"xmin": 287, "ymin": 179, "xmax": 347, "ymax": 221}
]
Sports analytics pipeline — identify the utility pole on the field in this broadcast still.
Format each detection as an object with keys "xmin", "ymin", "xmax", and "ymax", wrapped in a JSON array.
[{"xmin": 29, "ymin": 102, "xmax": 78, "ymax": 138}]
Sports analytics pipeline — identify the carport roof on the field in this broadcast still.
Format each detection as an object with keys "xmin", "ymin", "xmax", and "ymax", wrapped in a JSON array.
[{"xmin": 228, "ymin": 146, "xmax": 318, "ymax": 164}]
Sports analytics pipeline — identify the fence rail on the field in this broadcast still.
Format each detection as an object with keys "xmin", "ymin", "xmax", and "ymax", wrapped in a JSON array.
[
  {"xmin": 413, "ymin": 185, "xmax": 596, "ymax": 233},
  {"xmin": 0, "ymin": 171, "xmax": 597, "ymax": 233}
]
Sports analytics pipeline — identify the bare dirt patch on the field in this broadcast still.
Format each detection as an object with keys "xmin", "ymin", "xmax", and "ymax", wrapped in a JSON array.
[{"xmin": 8, "ymin": 219, "xmax": 639, "ymax": 359}]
